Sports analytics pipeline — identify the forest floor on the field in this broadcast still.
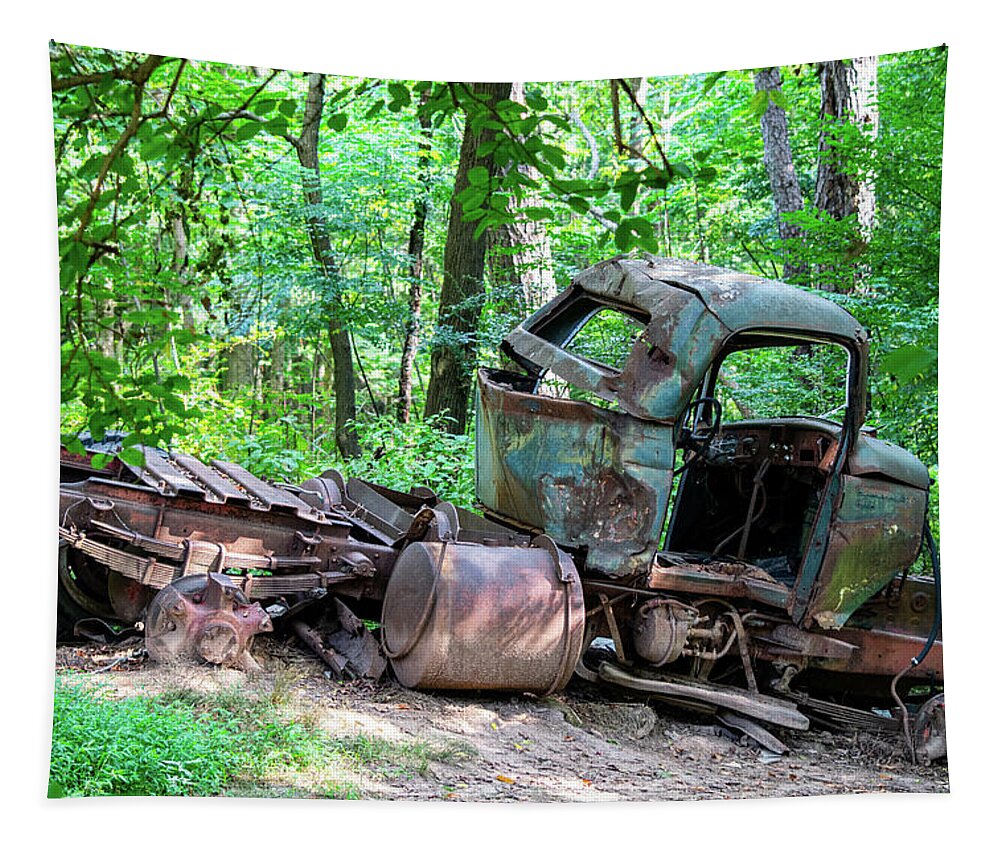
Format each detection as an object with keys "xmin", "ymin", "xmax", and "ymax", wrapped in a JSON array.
[{"xmin": 54, "ymin": 636, "xmax": 949, "ymax": 802}]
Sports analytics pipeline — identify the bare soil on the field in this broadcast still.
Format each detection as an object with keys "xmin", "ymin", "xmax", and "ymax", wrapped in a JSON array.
[{"xmin": 54, "ymin": 637, "xmax": 949, "ymax": 802}]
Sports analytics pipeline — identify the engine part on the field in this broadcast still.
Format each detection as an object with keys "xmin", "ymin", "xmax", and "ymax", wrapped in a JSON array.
[
  {"xmin": 145, "ymin": 573, "xmax": 273, "ymax": 672},
  {"xmin": 632, "ymin": 598, "xmax": 697, "ymax": 666},
  {"xmin": 381, "ymin": 539, "xmax": 585, "ymax": 694},
  {"xmin": 913, "ymin": 693, "xmax": 946, "ymax": 766}
]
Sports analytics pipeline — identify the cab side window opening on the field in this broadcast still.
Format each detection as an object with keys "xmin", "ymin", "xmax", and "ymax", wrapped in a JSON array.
[
  {"xmin": 532, "ymin": 305, "xmax": 648, "ymax": 411},
  {"xmin": 563, "ymin": 308, "xmax": 646, "ymax": 372}
]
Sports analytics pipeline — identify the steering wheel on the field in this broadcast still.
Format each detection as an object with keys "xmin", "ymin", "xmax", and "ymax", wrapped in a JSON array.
[{"xmin": 678, "ymin": 396, "xmax": 723, "ymax": 458}]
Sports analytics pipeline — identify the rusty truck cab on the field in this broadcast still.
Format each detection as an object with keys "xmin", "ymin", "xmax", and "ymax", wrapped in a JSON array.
[{"xmin": 476, "ymin": 256, "xmax": 929, "ymax": 631}]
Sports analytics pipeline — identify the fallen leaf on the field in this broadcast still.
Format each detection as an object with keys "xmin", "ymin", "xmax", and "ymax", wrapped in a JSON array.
[
  {"xmin": 581, "ymin": 779, "xmax": 592, "ymax": 786},
  {"xmin": 496, "ymin": 774, "xmax": 515, "ymax": 784}
]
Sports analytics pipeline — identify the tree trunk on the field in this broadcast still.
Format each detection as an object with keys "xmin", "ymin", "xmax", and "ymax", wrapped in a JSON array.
[
  {"xmin": 815, "ymin": 57, "xmax": 878, "ymax": 220},
  {"xmin": 223, "ymin": 341, "xmax": 255, "ymax": 391},
  {"xmin": 852, "ymin": 56, "xmax": 879, "ymax": 242},
  {"xmin": 291, "ymin": 73, "xmax": 360, "ymax": 458},
  {"xmin": 424, "ymin": 82, "xmax": 512, "ymax": 435},
  {"xmin": 754, "ymin": 67, "xmax": 807, "ymax": 281},
  {"xmin": 171, "ymin": 213, "xmax": 197, "ymax": 333},
  {"xmin": 814, "ymin": 57, "xmax": 879, "ymax": 290},
  {"xmin": 627, "ymin": 77, "xmax": 648, "ymax": 162},
  {"xmin": 396, "ymin": 88, "xmax": 432, "ymax": 424},
  {"xmin": 487, "ymin": 82, "xmax": 557, "ymax": 315}
]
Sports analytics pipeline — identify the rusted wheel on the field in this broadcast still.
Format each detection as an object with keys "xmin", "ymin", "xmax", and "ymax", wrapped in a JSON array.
[{"xmin": 145, "ymin": 573, "xmax": 273, "ymax": 672}]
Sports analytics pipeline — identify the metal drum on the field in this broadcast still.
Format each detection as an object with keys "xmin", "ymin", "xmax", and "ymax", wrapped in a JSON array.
[{"xmin": 381, "ymin": 539, "xmax": 586, "ymax": 694}]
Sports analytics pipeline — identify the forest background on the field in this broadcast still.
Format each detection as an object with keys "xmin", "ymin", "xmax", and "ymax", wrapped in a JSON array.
[{"xmin": 52, "ymin": 43, "xmax": 943, "ymax": 538}]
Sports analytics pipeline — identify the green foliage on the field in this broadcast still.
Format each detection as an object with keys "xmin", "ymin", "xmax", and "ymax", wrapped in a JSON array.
[
  {"xmin": 343, "ymin": 413, "xmax": 476, "ymax": 507},
  {"xmin": 53, "ymin": 44, "xmax": 942, "ymax": 543},
  {"xmin": 49, "ymin": 677, "xmax": 326, "ymax": 796}
]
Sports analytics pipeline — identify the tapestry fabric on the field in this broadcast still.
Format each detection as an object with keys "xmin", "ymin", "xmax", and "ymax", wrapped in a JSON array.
[{"xmin": 50, "ymin": 43, "xmax": 947, "ymax": 801}]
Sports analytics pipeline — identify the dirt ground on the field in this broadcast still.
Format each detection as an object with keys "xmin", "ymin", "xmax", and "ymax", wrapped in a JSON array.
[{"xmin": 54, "ymin": 636, "xmax": 949, "ymax": 802}]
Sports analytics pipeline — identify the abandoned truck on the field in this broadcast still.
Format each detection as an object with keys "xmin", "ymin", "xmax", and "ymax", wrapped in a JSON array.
[{"xmin": 57, "ymin": 256, "xmax": 944, "ymax": 761}]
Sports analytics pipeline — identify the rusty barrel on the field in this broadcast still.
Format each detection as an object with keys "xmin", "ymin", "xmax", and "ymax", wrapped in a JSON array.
[{"xmin": 381, "ymin": 540, "xmax": 586, "ymax": 694}]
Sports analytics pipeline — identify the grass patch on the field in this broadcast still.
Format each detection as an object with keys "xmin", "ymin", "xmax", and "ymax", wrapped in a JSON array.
[
  {"xmin": 49, "ymin": 675, "xmax": 327, "ymax": 797},
  {"xmin": 330, "ymin": 734, "xmax": 477, "ymax": 780},
  {"xmin": 50, "ymin": 674, "xmax": 476, "ymax": 798}
]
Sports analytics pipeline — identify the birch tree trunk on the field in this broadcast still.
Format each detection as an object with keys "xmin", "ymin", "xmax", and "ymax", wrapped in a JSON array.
[{"xmin": 396, "ymin": 88, "xmax": 432, "ymax": 424}]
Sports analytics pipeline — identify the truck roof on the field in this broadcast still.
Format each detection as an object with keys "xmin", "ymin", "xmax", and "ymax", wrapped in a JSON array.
[{"xmin": 505, "ymin": 256, "xmax": 869, "ymax": 423}]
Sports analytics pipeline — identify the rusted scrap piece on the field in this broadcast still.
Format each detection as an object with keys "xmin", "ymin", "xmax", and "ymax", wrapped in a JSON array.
[
  {"xmin": 913, "ymin": 693, "xmax": 946, "ymax": 766},
  {"xmin": 717, "ymin": 709, "xmax": 789, "ymax": 754},
  {"xmin": 145, "ymin": 573, "xmax": 273, "ymax": 672},
  {"xmin": 291, "ymin": 598, "xmax": 386, "ymax": 681},
  {"xmin": 596, "ymin": 661, "xmax": 809, "ymax": 730}
]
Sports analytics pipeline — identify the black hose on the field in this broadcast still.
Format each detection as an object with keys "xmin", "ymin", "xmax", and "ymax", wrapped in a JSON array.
[{"xmin": 913, "ymin": 518, "xmax": 942, "ymax": 665}]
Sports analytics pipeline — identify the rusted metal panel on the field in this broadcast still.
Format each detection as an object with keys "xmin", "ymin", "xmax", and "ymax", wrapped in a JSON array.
[
  {"xmin": 849, "ymin": 434, "xmax": 932, "ymax": 489},
  {"xmin": 648, "ymin": 558, "xmax": 791, "ymax": 610},
  {"xmin": 810, "ymin": 627, "xmax": 943, "ymax": 680},
  {"xmin": 805, "ymin": 476, "xmax": 927, "ymax": 629},
  {"xmin": 476, "ymin": 370, "xmax": 673, "ymax": 577}
]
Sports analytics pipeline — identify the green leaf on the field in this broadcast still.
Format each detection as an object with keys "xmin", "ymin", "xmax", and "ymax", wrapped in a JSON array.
[
  {"xmin": 525, "ymin": 89, "xmax": 548, "ymax": 111},
  {"xmin": 457, "ymin": 185, "xmax": 487, "ymax": 212},
  {"xmin": 278, "ymin": 98, "xmax": 297, "ymax": 118},
  {"xmin": 365, "ymin": 100, "xmax": 385, "ymax": 119},
  {"xmin": 749, "ymin": 89, "xmax": 770, "ymax": 119},
  {"xmin": 619, "ymin": 180, "xmax": 638, "ymax": 211},
  {"xmin": 91, "ymin": 452, "xmax": 113, "ymax": 470},
  {"xmin": 880, "ymin": 345, "xmax": 937, "ymax": 385},
  {"xmin": 768, "ymin": 89, "xmax": 790, "ymax": 111},
  {"xmin": 523, "ymin": 206, "xmax": 554, "ymax": 221},
  {"xmin": 119, "ymin": 447, "xmax": 145, "ymax": 467},
  {"xmin": 265, "ymin": 117, "xmax": 289, "ymax": 136},
  {"xmin": 615, "ymin": 217, "xmax": 657, "ymax": 253},
  {"xmin": 61, "ymin": 435, "xmax": 86, "ymax": 456},
  {"xmin": 703, "ymin": 71, "xmax": 727, "ymax": 95},
  {"xmin": 235, "ymin": 121, "xmax": 262, "ymax": 142},
  {"xmin": 671, "ymin": 162, "xmax": 693, "ymax": 179},
  {"xmin": 567, "ymin": 196, "xmax": 591, "ymax": 215},
  {"xmin": 467, "ymin": 166, "xmax": 490, "ymax": 187},
  {"xmin": 476, "ymin": 139, "xmax": 499, "ymax": 158},
  {"xmin": 327, "ymin": 112, "xmax": 348, "ymax": 132},
  {"xmin": 387, "ymin": 82, "xmax": 411, "ymax": 112}
]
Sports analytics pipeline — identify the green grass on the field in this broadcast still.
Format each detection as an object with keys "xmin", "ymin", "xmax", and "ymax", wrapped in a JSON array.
[
  {"xmin": 49, "ymin": 676, "xmax": 328, "ymax": 797},
  {"xmin": 329, "ymin": 735, "xmax": 477, "ymax": 780},
  {"xmin": 49, "ymin": 674, "xmax": 477, "ymax": 798}
]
